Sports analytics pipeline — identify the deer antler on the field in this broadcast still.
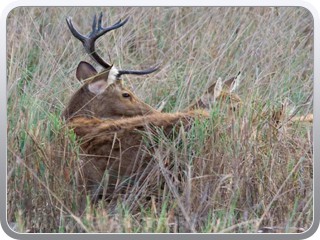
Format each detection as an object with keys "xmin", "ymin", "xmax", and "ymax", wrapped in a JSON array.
[
  {"xmin": 66, "ymin": 13, "xmax": 159, "ymax": 77},
  {"xmin": 66, "ymin": 13, "xmax": 128, "ymax": 69}
]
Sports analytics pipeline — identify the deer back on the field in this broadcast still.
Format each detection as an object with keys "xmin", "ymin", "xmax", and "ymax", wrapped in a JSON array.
[{"xmin": 68, "ymin": 110, "xmax": 208, "ymax": 197}]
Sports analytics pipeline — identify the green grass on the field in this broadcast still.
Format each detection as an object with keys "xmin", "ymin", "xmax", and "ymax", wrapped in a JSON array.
[{"xmin": 7, "ymin": 6, "xmax": 313, "ymax": 233}]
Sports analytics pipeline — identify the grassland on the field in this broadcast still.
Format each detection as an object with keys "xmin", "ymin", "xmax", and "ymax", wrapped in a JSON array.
[{"xmin": 6, "ymin": 7, "xmax": 313, "ymax": 233}]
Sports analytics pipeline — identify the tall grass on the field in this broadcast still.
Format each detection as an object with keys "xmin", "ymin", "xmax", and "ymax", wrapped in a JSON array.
[{"xmin": 7, "ymin": 7, "xmax": 313, "ymax": 233}]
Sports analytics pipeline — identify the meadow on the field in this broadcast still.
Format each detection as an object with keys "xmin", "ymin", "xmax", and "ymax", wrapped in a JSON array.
[{"xmin": 6, "ymin": 7, "xmax": 313, "ymax": 233}]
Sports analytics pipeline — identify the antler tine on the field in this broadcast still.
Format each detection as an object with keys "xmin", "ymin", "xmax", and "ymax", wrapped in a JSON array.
[
  {"xmin": 94, "ymin": 16, "xmax": 129, "ymax": 40},
  {"xmin": 66, "ymin": 17, "xmax": 86, "ymax": 43},
  {"xmin": 117, "ymin": 65, "xmax": 160, "ymax": 79},
  {"xmin": 66, "ymin": 13, "xmax": 129, "ymax": 69},
  {"xmin": 91, "ymin": 14, "xmax": 97, "ymax": 36},
  {"xmin": 87, "ymin": 12, "xmax": 129, "ymax": 40}
]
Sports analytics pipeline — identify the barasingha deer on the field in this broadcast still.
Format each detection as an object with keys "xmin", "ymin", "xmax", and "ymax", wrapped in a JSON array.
[{"xmin": 63, "ymin": 13, "xmax": 312, "ymax": 208}]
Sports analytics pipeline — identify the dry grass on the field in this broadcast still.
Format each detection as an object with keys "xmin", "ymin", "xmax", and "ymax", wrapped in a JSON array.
[{"xmin": 7, "ymin": 7, "xmax": 313, "ymax": 233}]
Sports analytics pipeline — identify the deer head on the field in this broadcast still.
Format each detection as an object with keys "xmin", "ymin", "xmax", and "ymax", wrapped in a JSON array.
[
  {"xmin": 62, "ymin": 13, "xmax": 160, "ymax": 121},
  {"xmin": 186, "ymin": 71, "xmax": 242, "ymax": 112}
]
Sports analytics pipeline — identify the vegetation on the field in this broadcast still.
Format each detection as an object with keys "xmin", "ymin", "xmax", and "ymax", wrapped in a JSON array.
[{"xmin": 7, "ymin": 7, "xmax": 313, "ymax": 233}]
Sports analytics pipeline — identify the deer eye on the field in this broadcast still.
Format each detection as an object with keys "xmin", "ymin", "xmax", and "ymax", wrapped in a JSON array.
[{"xmin": 122, "ymin": 92, "xmax": 131, "ymax": 98}]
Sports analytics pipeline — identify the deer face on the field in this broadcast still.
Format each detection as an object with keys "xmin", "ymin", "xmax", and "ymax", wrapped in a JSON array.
[{"xmin": 62, "ymin": 62, "xmax": 158, "ymax": 120}]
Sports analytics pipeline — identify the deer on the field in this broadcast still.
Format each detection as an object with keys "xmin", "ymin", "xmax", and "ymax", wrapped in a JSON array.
[{"xmin": 63, "ymin": 13, "xmax": 312, "ymax": 209}]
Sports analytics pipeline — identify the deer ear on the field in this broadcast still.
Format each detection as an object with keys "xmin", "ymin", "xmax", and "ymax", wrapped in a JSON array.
[
  {"xmin": 76, "ymin": 61, "xmax": 98, "ymax": 81},
  {"xmin": 88, "ymin": 79, "xmax": 109, "ymax": 95},
  {"xmin": 224, "ymin": 71, "xmax": 242, "ymax": 92},
  {"xmin": 213, "ymin": 77, "xmax": 223, "ymax": 101}
]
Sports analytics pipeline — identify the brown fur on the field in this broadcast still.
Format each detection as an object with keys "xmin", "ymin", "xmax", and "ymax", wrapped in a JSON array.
[{"xmin": 67, "ymin": 110, "xmax": 209, "ymax": 201}]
